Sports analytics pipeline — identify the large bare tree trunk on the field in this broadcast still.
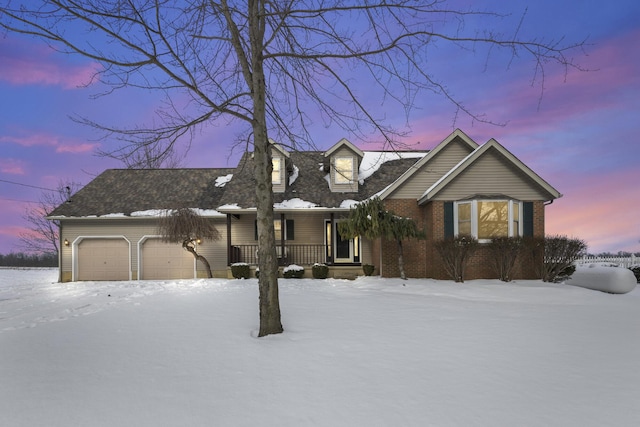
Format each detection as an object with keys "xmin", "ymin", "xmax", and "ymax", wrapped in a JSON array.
[{"xmin": 249, "ymin": 0, "xmax": 283, "ymax": 337}]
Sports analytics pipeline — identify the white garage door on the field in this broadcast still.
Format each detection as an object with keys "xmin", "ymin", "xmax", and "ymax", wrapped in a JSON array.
[
  {"xmin": 77, "ymin": 238, "xmax": 129, "ymax": 281},
  {"xmin": 141, "ymin": 239, "xmax": 195, "ymax": 280}
]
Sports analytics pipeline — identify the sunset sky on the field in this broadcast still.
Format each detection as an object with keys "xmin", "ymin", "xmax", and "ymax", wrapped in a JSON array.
[{"xmin": 1, "ymin": 0, "xmax": 639, "ymax": 256}]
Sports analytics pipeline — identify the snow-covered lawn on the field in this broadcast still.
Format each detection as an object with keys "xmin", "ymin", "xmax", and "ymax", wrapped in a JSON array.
[{"xmin": 1, "ymin": 268, "xmax": 639, "ymax": 427}]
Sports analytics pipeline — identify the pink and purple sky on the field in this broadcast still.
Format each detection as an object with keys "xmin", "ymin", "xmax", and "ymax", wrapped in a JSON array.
[{"xmin": 1, "ymin": 1, "xmax": 639, "ymax": 255}]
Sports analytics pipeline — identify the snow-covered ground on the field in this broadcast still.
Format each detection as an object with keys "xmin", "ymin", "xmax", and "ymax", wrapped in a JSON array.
[{"xmin": 1, "ymin": 268, "xmax": 639, "ymax": 427}]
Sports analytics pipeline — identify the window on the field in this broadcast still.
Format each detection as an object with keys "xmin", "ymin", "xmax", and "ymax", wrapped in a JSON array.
[
  {"xmin": 272, "ymin": 157, "xmax": 281, "ymax": 184},
  {"xmin": 454, "ymin": 200, "xmax": 522, "ymax": 241},
  {"xmin": 254, "ymin": 219, "xmax": 294, "ymax": 240},
  {"xmin": 334, "ymin": 157, "xmax": 354, "ymax": 184}
]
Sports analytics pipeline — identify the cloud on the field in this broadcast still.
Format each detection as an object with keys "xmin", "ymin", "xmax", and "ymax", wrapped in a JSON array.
[
  {"xmin": 0, "ymin": 158, "xmax": 27, "ymax": 175},
  {"xmin": 56, "ymin": 142, "xmax": 99, "ymax": 154},
  {"xmin": 0, "ymin": 37, "xmax": 100, "ymax": 89},
  {"xmin": 0, "ymin": 131, "xmax": 97, "ymax": 154}
]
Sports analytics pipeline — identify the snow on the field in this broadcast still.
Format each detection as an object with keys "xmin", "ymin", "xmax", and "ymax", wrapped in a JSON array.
[
  {"xmin": 215, "ymin": 174, "xmax": 233, "ymax": 187},
  {"xmin": 289, "ymin": 165, "xmax": 299, "ymax": 185},
  {"xmin": 1, "ymin": 268, "xmax": 640, "ymax": 426},
  {"xmin": 274, "ymin": 198, "xmax": 317, "ymax": 209},
  {"xmin": 283, "ymin": 264, "xmax": 304, "ymax": 272},
  {"xmin": 359, "ymin": 151, "xmax": 427, "ymax": 182},
  {"xmin": 567, "ymin": 265, "xmax": 637, "ymax": 294}
]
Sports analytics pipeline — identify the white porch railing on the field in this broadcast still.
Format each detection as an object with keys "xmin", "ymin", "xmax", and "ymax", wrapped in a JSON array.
[{"xmin": 576, "ymin": 255, "xmax": 638, "ymax": 269}]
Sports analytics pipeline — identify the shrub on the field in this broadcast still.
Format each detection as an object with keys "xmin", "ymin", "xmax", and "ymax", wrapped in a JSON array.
[
  {"xmin": 434, "ymin": 235, "xmax": 478, "ymax": 282},
  {"xmin": 283, "ymin": 264, "xmax": 305, "ymax": 279},
  {"xmin": 362, "ymin": 264, "xmax": 375, "ymax": 276},
  {"xmin": 523, "ymin": 235, "xmax": 586, "ymax": 282},
  {"xmin": 555, "ymin": 264, "xmax": 576, "ymax": 283},
  {"xmin": 312, "ymin": 263, "xmax": 329, "ymax": 279},
  {"xmin": 486, "ymin": 237, "xmax": 522, "ymax": 282},
  {"xmin": 629, "ymin": 266, "xmax": 640, "ymax": 283},
  {"xmin": 230, "ymin": 262, "xmax": 251, "ymax": 279}
]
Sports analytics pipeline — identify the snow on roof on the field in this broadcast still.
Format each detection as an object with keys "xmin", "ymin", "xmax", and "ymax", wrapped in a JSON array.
[
  {"xmin": 358, "ymin": 151, "xmax": 427, "ymax": 182},
  {"xmin": 288, "ymin": 165, "xmax": 299, "ymax": 186},
  {"xmin": 215, "ymin": 174, "xmax": 233, "ymax": 187},
  {"xmin": 274, "ymin": 198, "xmax": 318, "ymax": 209}
]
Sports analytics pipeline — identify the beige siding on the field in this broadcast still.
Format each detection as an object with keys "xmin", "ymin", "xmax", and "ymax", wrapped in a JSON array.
[
  {"xmin": 390, "ymin": 138, "xmax": 474, "ymax": 199},
  {"xmin": 60, "ymin": 217, "xmax": 227, "ymax": 281},
  {"xmin": 433, "ymin": 148, "xmax": 550, "ymax": 200}
]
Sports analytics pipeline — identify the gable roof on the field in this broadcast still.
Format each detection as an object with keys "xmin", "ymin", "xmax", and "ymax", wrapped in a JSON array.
[
  {"xmin": 377, "ymin": 128, "xmax": 478, "ymax": 200},
  {"xmin": 270, "ymin": 140, "xmax": 291, "ymax": 158},
  {"xmin": 48, "ymin": 168, "xmax": 235, "ymax": 218},
  {"xmin": 324, "ymin": 138, "xmax": 364, "ymax": 158},
  {"xmin": 418, "ymin": 138, "xmax": 562, "ymax": 204}
]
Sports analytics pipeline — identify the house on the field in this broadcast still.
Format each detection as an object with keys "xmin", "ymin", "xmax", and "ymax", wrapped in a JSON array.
[{"xmin": 48, "ymin": 129, "xmax": 561, "ymax": 282}]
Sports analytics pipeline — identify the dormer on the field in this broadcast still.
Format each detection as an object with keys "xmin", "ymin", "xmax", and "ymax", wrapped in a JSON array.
[
  {"xmin": 270, "ymin": 141, "xmax": 291, "ymax": 193},
  {"xmin": 324, "ymin": 138, "xmax": 364, "ymax": 192}
]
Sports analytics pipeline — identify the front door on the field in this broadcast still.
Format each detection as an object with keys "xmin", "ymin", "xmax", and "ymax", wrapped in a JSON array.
[{"xmin": 326, "ymin": 220, "xmax": 359, "ymax": 263}]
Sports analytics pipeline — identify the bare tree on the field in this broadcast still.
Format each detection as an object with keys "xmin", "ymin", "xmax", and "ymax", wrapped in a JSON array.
[
  {"xmin": 19, "ymin": 180, "xmax": 80, "ymax": 256},
  {"xmin": 157, "ymin": 208, "xmax": 220, "ymax": 278},
  {"xmin": 1, "ymin": 1, "xmax": 585, "ymax": 336}
]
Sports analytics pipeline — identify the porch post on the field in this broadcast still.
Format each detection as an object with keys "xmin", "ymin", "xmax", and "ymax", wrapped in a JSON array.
[
  {"xmin": 226, "ymin": 214, "xmax": 232, "ymax": 266},
  {"xmin": 280, "ymin": 213, "xmax": 285, "ymax": 265},
  {"xmin": 328, "ymin": 212, "xmax": 334, "ymax": 264}
]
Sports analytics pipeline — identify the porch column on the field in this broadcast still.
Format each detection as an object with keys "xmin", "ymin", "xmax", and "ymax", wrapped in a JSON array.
[
  {"xmin": 280, "ymin": 213, "xmax": 285, "ymax": 265},
  {"xmin": 226, "ymin": 214, "xmax": 232, "ymax": 266},
  {"xmin": 328, "ymin": 212, "xmax": 334, "ymax": 264}
]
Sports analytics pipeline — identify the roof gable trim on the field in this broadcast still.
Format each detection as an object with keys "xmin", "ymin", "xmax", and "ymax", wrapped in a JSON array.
[
  {"xmin": 376, "ymin": 128, "xmax": 479, "ymax": 200},
  {"xmin": 418, "ymin": 138, "xmax": 562, "ymax": 203}
]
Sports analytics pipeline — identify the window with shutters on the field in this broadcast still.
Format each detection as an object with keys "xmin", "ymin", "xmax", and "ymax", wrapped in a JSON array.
[{"xmin": 454, "ymin": 200, "xmax": 522, "ymax": 241}]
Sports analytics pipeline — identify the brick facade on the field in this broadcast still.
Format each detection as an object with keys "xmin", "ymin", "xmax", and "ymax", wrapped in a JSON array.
[{"xmin": 377, "ymin": 199, "xmax": 546, "ymax": 280}]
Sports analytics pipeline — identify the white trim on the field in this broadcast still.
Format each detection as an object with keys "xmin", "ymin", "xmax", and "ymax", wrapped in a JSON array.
[
  {"xmin": 453, "ymin": 200, "xmax": 522, "ymax": 242},
  {"xmin": 419, "ymin": 139, "xmax": 562, "ymax": 204},
  {"xmin": 377, "ymin": 128, "xmax": 479, "ymax": 200},
  {"xmin": 334, "ymin": 156, "xmax": 355, "ymax": 184},
  {"xmin": 324, "ymin": 137, "xmax": 364, "ymax": 158},
  {"xmin": 72, "ymin": 235, "xmax": 132, "ymax": 282}
]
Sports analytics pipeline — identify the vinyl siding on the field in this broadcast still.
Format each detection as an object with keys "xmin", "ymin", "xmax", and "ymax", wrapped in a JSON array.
[
  {"xmin": 390, "ymin": 138, "xmax": 474, "ymax": 199},
  {"xmin": 60, "ymin": 218, "xmax": 227, "ymax": 280},
  {"xmin": 432, "ymin": 148, "xmax": 551, "ymax": 200}
]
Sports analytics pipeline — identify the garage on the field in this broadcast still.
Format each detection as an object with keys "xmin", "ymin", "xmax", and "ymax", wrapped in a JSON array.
[
  {"xmin": 140, "ymin": 239, "xmax": 195, "ymax": 280},
  {"xmin": 77, "ymin": 238, "xmax": 130, "ymax": 281}
]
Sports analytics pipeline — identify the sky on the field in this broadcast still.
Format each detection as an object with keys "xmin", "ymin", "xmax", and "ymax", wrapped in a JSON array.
[{"xmin": 1, "ymin": 0, "xmax": 639, "ymax": 255}]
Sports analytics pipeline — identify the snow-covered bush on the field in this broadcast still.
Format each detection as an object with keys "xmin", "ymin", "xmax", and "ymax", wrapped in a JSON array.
[
  {"xmin": 230, "ymin": 262, "xmax": 250, "ymax": 279},
  {"xmin": 283, "ymin": 264, "xmax": 305, "ymax": 279},
  {"xmin": 312, "ymin": 263, "xmax": 329, "ymax": 279},
  {"xmin": 629, "ymin": 266, "xmax": 640, "ymax": 283}
]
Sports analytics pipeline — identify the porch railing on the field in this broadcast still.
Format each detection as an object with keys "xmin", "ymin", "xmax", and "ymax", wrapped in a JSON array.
[{"xmin": 229, "ymin": 244, "xmax": 327, "ymax": 266}]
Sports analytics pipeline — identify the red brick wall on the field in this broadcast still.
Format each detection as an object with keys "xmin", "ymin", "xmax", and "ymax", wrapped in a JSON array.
[
  {"xmin": 379, "ymin": 199, "xmax": 546, "ymax": 280},
  {"xmin": 380, "ymin": 199, "xmax": 427, "ymax": 278}
]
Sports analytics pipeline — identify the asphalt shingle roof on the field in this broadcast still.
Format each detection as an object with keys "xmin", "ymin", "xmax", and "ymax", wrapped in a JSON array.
[
  {"xmin": 49, "ymin": 152, "xmax": 424, "ymax": 217},
  {"xmin": 49, "ymin": 168, "xmax": 235, "ymax": 217}
]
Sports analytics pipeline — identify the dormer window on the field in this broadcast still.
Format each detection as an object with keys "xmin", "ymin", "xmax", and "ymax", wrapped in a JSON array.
[
  {"xmin": 272, "ymin": 157, "xmax": 282, "ymax": 185},
  {"xmin": 334, "ymin": 157, "xmax": 354, "ymax": 184}
]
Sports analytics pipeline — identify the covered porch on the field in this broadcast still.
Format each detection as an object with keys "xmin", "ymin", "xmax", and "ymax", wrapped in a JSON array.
[{"xmin": 222, "ymin": 210, "xmax": 365, "ymax": 267}]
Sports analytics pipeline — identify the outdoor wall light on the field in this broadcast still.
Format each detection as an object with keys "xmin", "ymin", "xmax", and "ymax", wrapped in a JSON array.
[
  {"xmin": 196, "ymin": 238, "xmax": 202, "ymax": 244},
  {"xmin": 64, "ymin": 239, "xmax": 69, "ymax": 246}
]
